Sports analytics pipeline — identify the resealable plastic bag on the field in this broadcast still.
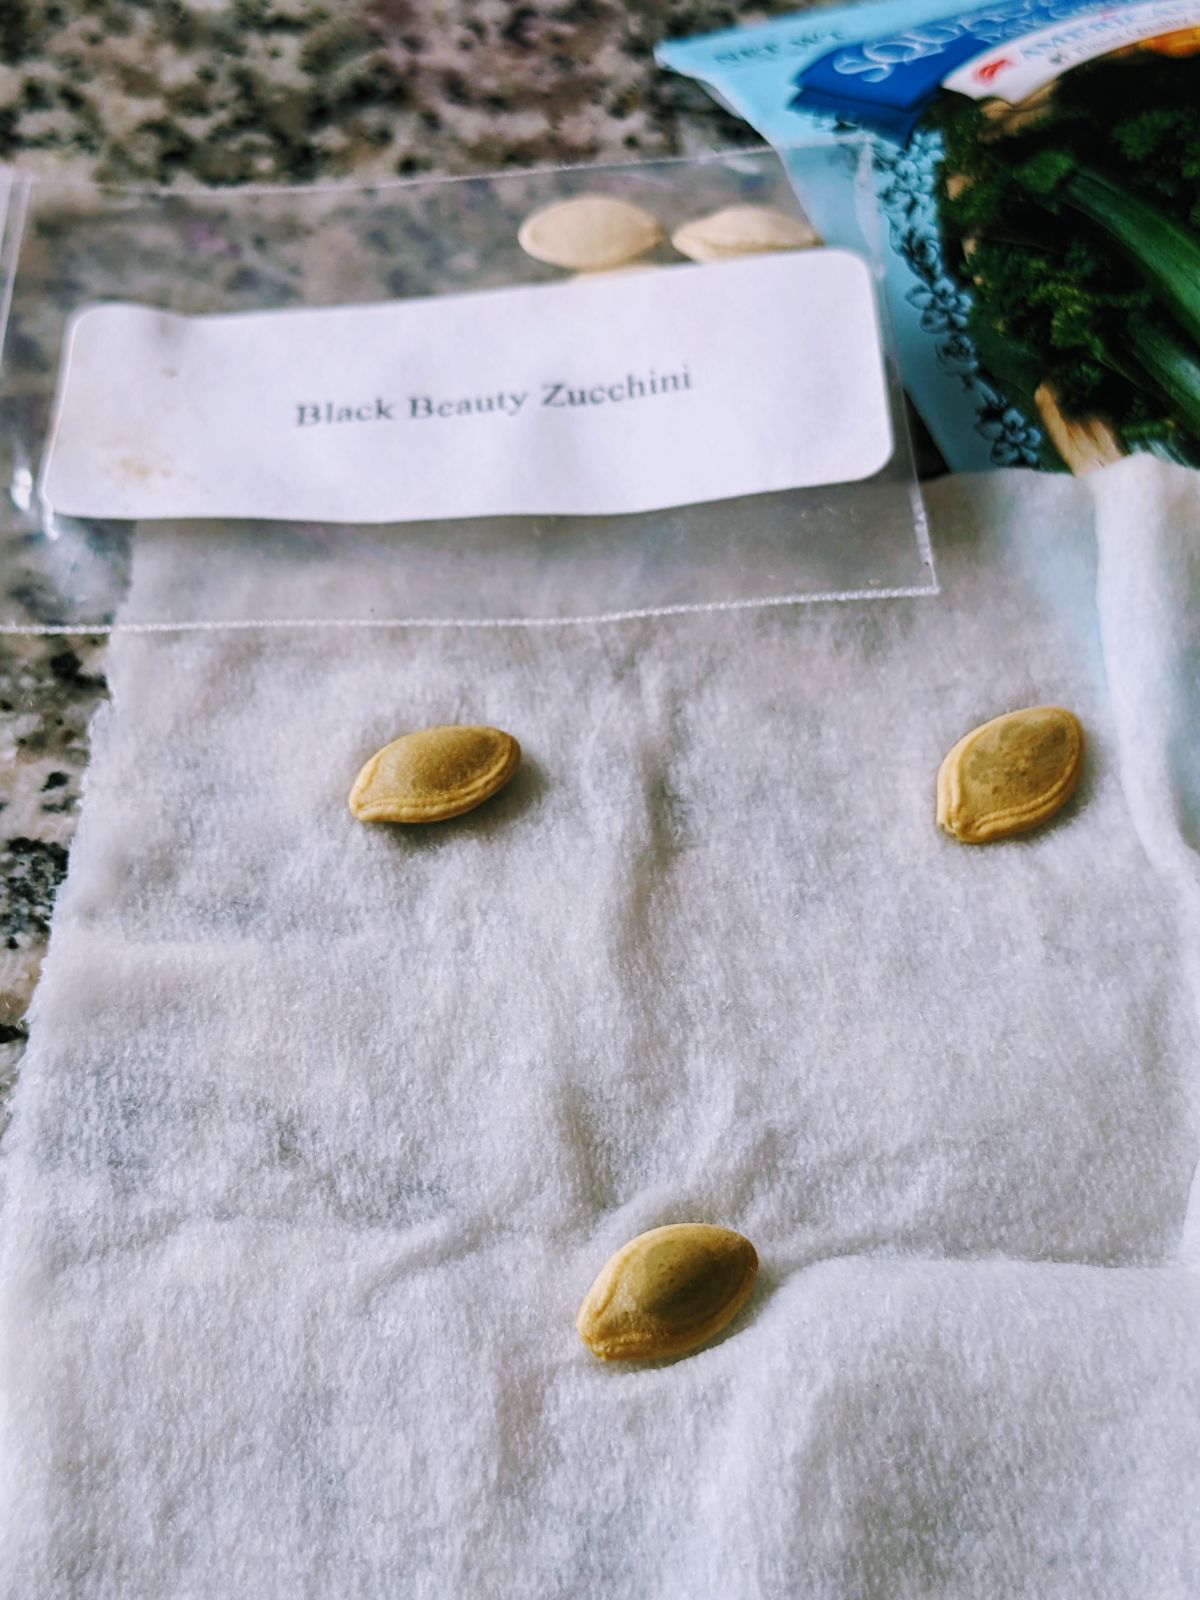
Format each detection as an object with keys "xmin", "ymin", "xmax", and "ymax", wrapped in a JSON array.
[{"xmin": 0, "ymin": 144, "xmax": 931, "ymax": 633}]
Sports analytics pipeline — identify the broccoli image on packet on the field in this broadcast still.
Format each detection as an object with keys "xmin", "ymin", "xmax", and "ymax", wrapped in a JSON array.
[
  {"xmin": 933, "ymin": 32, "xmax": 1200, "ymax": 471},
  {"xmin": 659, "ymin": 0, "xmax": 1200, "ymax": 472}
]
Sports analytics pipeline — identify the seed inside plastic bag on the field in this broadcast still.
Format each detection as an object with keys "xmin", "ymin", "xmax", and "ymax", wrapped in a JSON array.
[
  {"xmin": 671, "ymin": 204, "xmax": 820, "ymax": 263},
  {"xmin": 518, "ymin": 196, "xmax": 663, "ymax": 272}
]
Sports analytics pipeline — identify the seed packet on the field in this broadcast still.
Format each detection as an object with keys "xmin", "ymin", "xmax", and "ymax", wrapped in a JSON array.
[{"xmin": 659, "ymin": 0, "xmax": 1200, "ymax": 473}]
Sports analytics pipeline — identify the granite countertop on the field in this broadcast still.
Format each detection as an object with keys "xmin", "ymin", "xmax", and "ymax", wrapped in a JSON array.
[{"xmin": 0, "ymin": 0, "xmax": 819, "ymax": 1116}]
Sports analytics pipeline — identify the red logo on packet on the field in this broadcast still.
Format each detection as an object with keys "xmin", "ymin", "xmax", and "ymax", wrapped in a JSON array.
[{"xmin": 974, "ymin": 56, "xmax": 1013, "ymax": 81}]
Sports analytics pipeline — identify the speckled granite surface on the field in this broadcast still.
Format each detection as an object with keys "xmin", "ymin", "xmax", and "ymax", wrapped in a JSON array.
[
  {"xmin": 0, "ymin": 1, "xmax": 791, "ymax": 185},
  {"xmin": 0, "ymin": 0, "xmax": 821, "ymax": 1111},
  {"xmin": 0, "ymin": 633, "xmax": 104, "ymax": 1117}
]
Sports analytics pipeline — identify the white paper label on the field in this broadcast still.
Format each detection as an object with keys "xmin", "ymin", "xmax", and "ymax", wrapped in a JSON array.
[
  {"xmin": 40, "ymin": 250, "xmax": 892, "ymax": 524},
  {"xmin": 944, "ymin": 0, "xmax": 1200, "ymax": 106}
]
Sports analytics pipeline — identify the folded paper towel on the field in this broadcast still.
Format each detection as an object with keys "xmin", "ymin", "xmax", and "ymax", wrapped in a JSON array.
[{"xmin": 0, "ymin": 459, "xmax": 1197, "ymax": 1597}]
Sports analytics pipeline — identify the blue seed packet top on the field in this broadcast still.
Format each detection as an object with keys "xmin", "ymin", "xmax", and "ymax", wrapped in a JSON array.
[
  {"xmin": 792, "ymin": 0, "xmax": 1119, "ymax": 139},
  {"xmin": 658, "ymin": 0, "xmax": 1200, "ymax": 473},
  {"xmin": 792, "ymin": 24, "xmax": 1000, "ymax": 142}
]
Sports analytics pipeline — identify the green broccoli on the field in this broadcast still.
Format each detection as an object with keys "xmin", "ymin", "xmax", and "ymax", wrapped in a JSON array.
[{"xmin": 930, "ymin": 50, "xmax": 1200, "ymax": 462}]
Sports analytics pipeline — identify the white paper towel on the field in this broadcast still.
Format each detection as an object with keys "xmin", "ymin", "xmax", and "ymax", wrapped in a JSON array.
[{"xmin": 0, "ymin": 459, "xmax": 1197, "ymax": 1597}]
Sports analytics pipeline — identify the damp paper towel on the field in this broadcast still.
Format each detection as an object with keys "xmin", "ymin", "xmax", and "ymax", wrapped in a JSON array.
[{"xmin": 1, "ymin": 457, "xmax": 1198, "ymax": 1599}]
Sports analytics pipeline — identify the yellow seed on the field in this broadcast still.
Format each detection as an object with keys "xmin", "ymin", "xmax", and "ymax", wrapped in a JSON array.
[
  {"xmin": 577, "ymin": 1223, "xmax": 758, "ymax": 1362},
  {"xmin": 348, "ymin": 725, "xmax": 520, "ymax": 824},
  {"xmin": 937, "ymin": 706, "xmax": 1084, "ymax": 843},
  {"xmin": 518, "ymin": 196, "xmax": 663, "ymax": 272},
  {"xmin": 671, "ymin": 204, "xmax": 820, "ymax": 263}
]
